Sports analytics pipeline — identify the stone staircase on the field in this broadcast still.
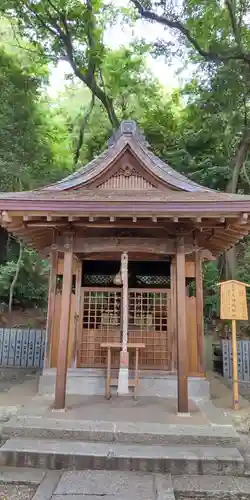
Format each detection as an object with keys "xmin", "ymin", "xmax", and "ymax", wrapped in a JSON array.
[{"xmin": 0, "ymin": 415, "xmax": 250, "ymax": 499}]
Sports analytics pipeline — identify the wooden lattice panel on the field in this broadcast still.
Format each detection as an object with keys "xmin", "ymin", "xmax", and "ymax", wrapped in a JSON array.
[
  {"xmin": 128, "ymin": 289, "xmax": 171, "ymax": 370},
  {"xmin": 78, "ymin": 287, "xmax": 172, "ymax": 370},
  {"xmin": 97, "ymin": 166, "xmax": 155, "ymax": 190},
  {"xmin": 79, "ymin": 288, "xmax": 122, "ymax": 367}
]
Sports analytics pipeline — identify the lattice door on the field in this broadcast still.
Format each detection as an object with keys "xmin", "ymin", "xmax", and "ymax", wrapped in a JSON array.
[
  {"xmin": 128, "ymin": 289, "xmax": 171, "ymax": 370},
  {"xmin": 78, "ymin": 287, "xmax": 122, "ymax": 368}
]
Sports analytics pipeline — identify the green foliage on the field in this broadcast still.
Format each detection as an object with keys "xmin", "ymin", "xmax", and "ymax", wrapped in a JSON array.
[
  {"xmin": 0, "ymin": 0, "xmax": 130, "ymax": 126},
  {"xmin": 203, "ymin": 262, "xmax": 220, "ymax": 328},
  {"xmin": 0, "ymin": 44, "xmax": 71, "ymax": 191},
  {"xmin": 54, "ymin": 43, "xmax": 183, "ymax": 165},
  {"xmin": 0, "ymin": 2, "xmax": 250, "ymax": 327},
  {"xmin": 0, "ymin": 246, "xmax": 49, "ymax": 307}
]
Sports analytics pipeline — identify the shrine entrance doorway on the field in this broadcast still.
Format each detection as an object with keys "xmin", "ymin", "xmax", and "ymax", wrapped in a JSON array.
[{"xmin": 77, "ymin": 260, "xmax": 173, "ymax": 371}]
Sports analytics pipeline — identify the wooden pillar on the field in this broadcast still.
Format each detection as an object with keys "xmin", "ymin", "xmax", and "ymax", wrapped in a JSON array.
[
  {"xmin": 195, "ymin": 250, "xmax": 205, "ymax": 375},
  {"xmin": 72, "ymin": 260, "xmax": 82, "ymax": 368},
  {"xmin": 45, "ymin": 247, "xmax": 58, "ymax": 368},
  {"xmin": 170, "ymin": 258, "xmax": 177, "ymax": 371},
  {"xmin": 54, "ymin": 236, "xmax": 73, "ymax": 410},
  {"xmin": 176, "ymin": 236, "xmax": 189, "ymax": 414}
]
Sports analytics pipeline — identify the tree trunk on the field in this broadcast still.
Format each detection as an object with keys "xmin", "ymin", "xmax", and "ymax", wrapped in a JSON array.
[
  {"xmin": 8, "ymin": 240, "xmax": 23, "ymax": 313},
  {"xmin": 223, "ymin": 128, "xmax": 250, "ymax": 279},
  {"xmin": 226, "ymin": 128, "xmax": 250, "ymax": 194}
]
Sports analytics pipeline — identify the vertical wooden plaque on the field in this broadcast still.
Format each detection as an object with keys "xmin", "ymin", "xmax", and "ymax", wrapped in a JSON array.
[
  {"xmin": 220, "ymin": 280, "xmax": 248, "ymax": 321},
  {"xmin": 218, "ymin": 279, "xmax": 249, "ymax": 411}
]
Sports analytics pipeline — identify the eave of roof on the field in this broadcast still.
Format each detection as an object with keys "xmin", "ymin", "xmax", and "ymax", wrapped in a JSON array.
[{"xmin": 0, "ymin": 190, "xmax": 250, "ymax": 214}]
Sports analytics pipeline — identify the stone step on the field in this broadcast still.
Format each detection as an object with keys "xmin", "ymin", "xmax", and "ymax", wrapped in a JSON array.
[
  {"xmin": 0, "ymin": 437, "xmax": 244, "ymax": 476},
  {"xmin": 2, "ymin": 415, "xmax": 240, "ymax": 447},
  {"xmin": 0, "ymin": 466, "xmax": 46, "ymax": 485},
  {"xmin": 173, "ymin": 474, "xmax": 250, "ymax": 499}
]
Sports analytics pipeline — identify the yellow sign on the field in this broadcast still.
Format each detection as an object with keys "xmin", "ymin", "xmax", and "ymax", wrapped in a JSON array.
[
  {"xmin": 219, "ymin": 280, "xmax": 249, "ymax": 321},
  {"xmin": 218, "ymin": 279, "xmax": 249, "ymax": 411}
]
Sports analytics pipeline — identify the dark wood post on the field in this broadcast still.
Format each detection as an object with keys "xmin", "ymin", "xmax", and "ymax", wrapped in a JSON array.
[
  {"xmin": 72, "ymin": 259, "xmax": 82, "ymax": 368},
  {"xmin": 54, "ymin": 235, "xmax": 73, "ymax": 410},
  {"xmin": 195, "ymin": 250, "xmax": 205, "ymax": 375},
  {"xmin": 176, "ymin": 236, "xmax": 189, "ymax": 413},
  {"xmin": 44, "ymin": 246, "xmax": 57, "ymax": 368},
  {"xmin": 170, "ymin": 257, "xmax": 177, "ymax": 371}
]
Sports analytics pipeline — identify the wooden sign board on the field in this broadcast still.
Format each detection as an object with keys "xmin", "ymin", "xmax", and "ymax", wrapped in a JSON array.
[{"xmin": 219, "ymin": 280, "xmax": 248, "ymax": 321}]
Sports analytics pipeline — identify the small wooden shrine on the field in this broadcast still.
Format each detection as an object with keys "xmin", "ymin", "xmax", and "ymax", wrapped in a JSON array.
[{"xmin": 1, "ymin": 120, "xmax": 250, "ymax": 413}]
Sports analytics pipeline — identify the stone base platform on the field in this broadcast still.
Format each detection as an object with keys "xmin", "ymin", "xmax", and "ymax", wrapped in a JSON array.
[
  {"xmin": 2, "ymin": 415, "xmax": 240, "ymax": 447},
  {"xmin": 0, "ymin": 393, "xmax": 248, "ymax": 499},
  {"xmin": 38, "ymin": 368, "xmax": 210, "ymax": 401},
  {"xmin": 0, "ymin": 436, "xmax": 244, "ymax": 475}
]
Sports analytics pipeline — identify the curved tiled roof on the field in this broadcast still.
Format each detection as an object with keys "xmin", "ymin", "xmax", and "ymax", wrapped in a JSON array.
[
  {"xmin": 1, "ymin": 120, "xmax": 250, "ymax": 256},
  {"xmin": 41, "ymin": 120, "xmax": 212, "ymax": 193}
]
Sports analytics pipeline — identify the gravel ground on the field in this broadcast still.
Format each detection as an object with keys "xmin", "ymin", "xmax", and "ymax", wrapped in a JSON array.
[
  {"xmin": 0, "ymin": 369, "xmax": 37, "ymax": 394},
  {"xmin": 220, "ymin": 377, "xmax": 250, "ymax": 401},
  {"xmin": 0, "ymin": 484, "xmax": 36, "ymax": 500}
]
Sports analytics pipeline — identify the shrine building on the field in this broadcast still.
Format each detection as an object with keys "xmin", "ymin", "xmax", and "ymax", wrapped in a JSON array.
[{"xmin": 1, "ymin": 120, "xmax": 250, "ymax": 414}]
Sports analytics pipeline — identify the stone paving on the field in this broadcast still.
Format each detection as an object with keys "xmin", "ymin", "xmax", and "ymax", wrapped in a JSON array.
[
  {"xmin": 1, "ymin": 469, "xmax": 250, "ymax": 500},
  {"xmin": 18, "ymin": 394, "xmax": 208, "ymax": 425}
]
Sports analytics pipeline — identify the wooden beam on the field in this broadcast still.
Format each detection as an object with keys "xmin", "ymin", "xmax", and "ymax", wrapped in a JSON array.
[
  {"xmin": 176, "ymin": 236, "xmax": 188, "ymax": 414},
  {"xmin": 54, "ymin": 236, "xmax": 74, "ymax": 410},
  {"xmin": 26, "ymin": 222, "xmax": 66, "ymax": 228},
  {"xmin": 45, "ymin": 248, "xmax": 58, "ymax": 368},
  {"xmin": 1, "ymin": 211, "xmax": 12, "ymax": 224},
  {"xmin": 195, "ymin": 250, "xmax": 205, "ymax": 375},
  {"xmin": 200, "ymin": 249, "xmax": 216, "ymax": 261},
  {"xmin": 55, "ymin": 236, "xmax": 196, "ymax": 255},
  {"xmin": 239, "ymin": 212, "xmax": 248, "ymax": 224},
  {"xmin": 227, "ymin": 226, "xmax": 249, "ymax": 236}
]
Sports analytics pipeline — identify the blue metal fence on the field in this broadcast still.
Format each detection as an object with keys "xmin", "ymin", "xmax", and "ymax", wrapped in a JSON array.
[
  {"xmin": 222, "ymin": 339, "xmax": 250, "ymax": 381},
  {"xmin": 0, "ymin": 328, "xmax": 46, "ymax": 368}
]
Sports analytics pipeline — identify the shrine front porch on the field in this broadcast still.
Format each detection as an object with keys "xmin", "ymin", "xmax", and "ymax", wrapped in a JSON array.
[{"xmin": 38, "ymin": 367, "xmax": 210, "ymax": 402}]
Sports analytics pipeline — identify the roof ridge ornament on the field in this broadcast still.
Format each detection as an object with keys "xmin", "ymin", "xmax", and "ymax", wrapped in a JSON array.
[{"xmin": 108, "ymin": 120, "xmax": 149, "ymax": 148}]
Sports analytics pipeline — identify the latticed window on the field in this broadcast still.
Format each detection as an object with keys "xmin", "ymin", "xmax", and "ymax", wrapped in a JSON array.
[
  {"xmin": 83, "ymin": 274, "xmax": 116, "ymax": 287},
  {"xmin": 79, "ymin": 260, "xmax": 172, "ymax": 370}
]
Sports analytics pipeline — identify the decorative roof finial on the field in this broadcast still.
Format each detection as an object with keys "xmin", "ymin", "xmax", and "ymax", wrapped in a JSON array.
[{"xmin": 108, "ymin": 120, "xmax": 149, "ymax": 147}]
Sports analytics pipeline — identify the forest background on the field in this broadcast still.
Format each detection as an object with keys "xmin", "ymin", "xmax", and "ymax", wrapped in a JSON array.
[{"xmin": 0, "ymin": 0, "xmax": 249, "ymax": 332}]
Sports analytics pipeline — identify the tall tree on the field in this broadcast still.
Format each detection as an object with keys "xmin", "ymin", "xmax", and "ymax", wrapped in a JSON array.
[
  {"xmin": 53, "ymin": 44, "xmax": 182, "ymax": 165},
  {"xmin": 131, "ymin": 0, "xmax": 250, "ymax": 193},
  {"xmin": 132, "ymin": 0, "xmax": 250, "ymax": 278},
  {"xmin": 1, "ymin": 0, "xmax": 121, "ymax": 127}
]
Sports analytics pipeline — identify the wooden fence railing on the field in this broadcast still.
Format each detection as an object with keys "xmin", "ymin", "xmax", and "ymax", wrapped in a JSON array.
[{"xmin": 0, "ymin": 328, "xmax": 45, "ymax": 368}]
